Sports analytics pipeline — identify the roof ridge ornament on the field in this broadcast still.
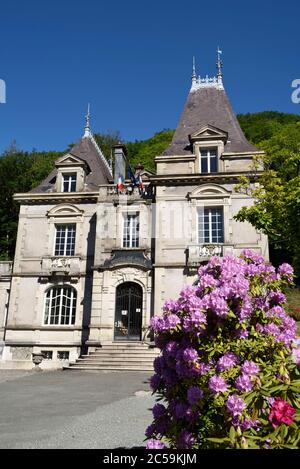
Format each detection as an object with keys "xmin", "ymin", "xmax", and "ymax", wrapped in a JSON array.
[
  {"xmin": 190, "ymin": 50, "xmax": 224, "ymax": 92},
  {"xmin": 83, "ymin": 103, "xmax": 92, "ymax": 138},
  {"xmin": 217, "ymin": 47, "xmax": 223, "ymax": 80},
  {"xmin": 192, "ymin": 56, "xmax": 197, "ymax": 85},
  {"xmin": 82, "ymin": 103, "xmax": 113, "ymax": 176}
]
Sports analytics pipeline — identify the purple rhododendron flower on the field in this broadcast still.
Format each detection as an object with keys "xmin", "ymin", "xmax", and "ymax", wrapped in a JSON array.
[
  {"xmin": 174, "ymin": 402, "xmax": 189, "ymax": 419},
  {"xmin": 268, "ymin": 291, "xmax": 286, "ymax": 306},
  {"xmin": 278, "ymin": 263, "xmax": 293, "ymax": 280},
  {"xmin": 208, "ymin": 375, "xmax": 228, "ymax": 394},
  {"xmin": 187, "ymin": 386, "xmax": 204, "ymax": 405},
  {"xmin": 293, "ymin": 342, "xmax": 300, "ymax": 366},
  {"xmin": 146, "ymin": 439, "xmax": 167, "ymax": 449},
  {"xmin": 150, "ymin": 316, "xmax": 165, "ymax": 333},
  {"xmin": 198, "ymin": 273, "xmax": 219, "ymax": 290},
  {"xmin": 147, "ymin": 251, "xmax": 296, "ymax": 449},
  {"xmin": 232, "ymin": 416, "xmax": 260, "ymax": 432},
  {"xmin": 235, "ymin": 328, "xmax": 249, "ymax": 339},
  {"xmin": 206, "ymin": 290, "xmax": 229, "ymax": 318},
  {"xmin": 235, "ymin": 373, "xmax": 254, "ymax": 392},
  {"xmin": 150, "ymin": 374, "xmax": 161, "ymax": 391},
  {"xmin": 264, "ymin": 322, "xmax": 280, "ymax": 336},
  {"xmin": 152, "ymin": 403, "xmax": 167, "ymax": 419},
  {"xmin": 164, "ymin": 341, "xmax": 179, "ymax": 356},
  {"xmin": 182, "ymin": 347, "xmax": 199, "ymax": 362},
  {"xmin": 182, "ymin": 310, "xmax": 207, "ymax": 333},
  {"xmin": 164, "ymin": 314, "xmax": 180, "ymax": 330},
  {"xmin": 241, "ymin": 360, "xmax": 259, "ymax": 376},
  {"xmin": 226, "ymin": 394, "xmax": 246, "ymax": 417},
  {"xmin": 217, "ymin": 352, "xmax": 239, "ymax": 371},
  {"xmin": 145, "ymin": 424, "xmax": 156, "ymax": 438},
  {"xmin": 163, "ymin": 299, "xmax": 180, "ymax": 314},
  {"xmin": 176, "ymin": 430, "xmax": 195, "ymax": 449}
]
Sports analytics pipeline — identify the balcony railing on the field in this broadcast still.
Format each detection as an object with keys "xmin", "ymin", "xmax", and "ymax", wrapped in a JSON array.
[
  {"xmin": 98, "ymin": 185, "xmax": 154, "ymax": 202},
  {"xmin": 186, "ymin": 243, "xmax": 234, "ymax": 268},
  {"xmin": 41, "ymin": 257, "xmax": 81, "ymax": 276}
]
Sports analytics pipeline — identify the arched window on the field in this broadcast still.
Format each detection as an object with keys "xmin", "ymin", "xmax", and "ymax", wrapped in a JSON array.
[{"xmin": 44, "ymin": 286, "xmax": 77, "ymax": 325}]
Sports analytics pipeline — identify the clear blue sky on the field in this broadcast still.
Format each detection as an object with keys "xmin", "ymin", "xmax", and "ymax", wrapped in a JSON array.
[{"xmin": 0, "ymin": 0, "xmax": 299, "ymax": 154}]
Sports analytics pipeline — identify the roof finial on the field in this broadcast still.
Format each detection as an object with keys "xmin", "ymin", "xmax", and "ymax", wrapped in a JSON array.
[
  {"xmin": 217, "ymin": 47, "xmax": 223, "ymax": 81},
  {"xmin": 83, "ymin": 103, "xmax": 91, "ymax": 138},
  {"xmin": 192, "ymin": 56, "xmax": 197, "ymax": 84}
]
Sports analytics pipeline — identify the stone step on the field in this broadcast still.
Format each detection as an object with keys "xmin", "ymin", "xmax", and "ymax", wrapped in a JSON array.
[
  {"xmin": 86, "ymin": 349, "xmax": 158, "ymax": 354},
  {"xmin": 97, "ymin": 343, "xmax": 154, "ymax": 348},
  {"xmin": 77, "ymin": 358, "xmax": 155, "ymax": 364},
  {"xmin": 66, "ymin": 343, "xmax": 158, "ymax": 372},
  {"xmin": 67, "ymin": 364, "xmax": 154, "ymax": 371},
  {"xmin": 92, "ymin": 350, "xmax": 158, "ymax": 355},
  {"xmin": 97, "ymin": 349, "xmax": 152, "ymax": 352},
  {"xmin": 78, "ymin": 353, "xmax": 156, "ymax": 361}
]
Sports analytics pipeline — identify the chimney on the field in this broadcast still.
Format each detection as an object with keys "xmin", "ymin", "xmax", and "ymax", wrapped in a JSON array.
[{"xmin": 113, "ymin": 142, "xmax": 127, "ymax": 184}]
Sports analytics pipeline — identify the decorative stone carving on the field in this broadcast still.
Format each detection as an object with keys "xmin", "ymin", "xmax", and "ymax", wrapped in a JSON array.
[
  {"xmin": 51, "ymin": 258, "xmax": 71, "ymax": 270},
  {"xmin": 11, "ymin": 346, "xmax": 33, "ymax": 360},
  {"xmin": 191, "ymin": 74, "xmax": 224, "ymax": 92}
]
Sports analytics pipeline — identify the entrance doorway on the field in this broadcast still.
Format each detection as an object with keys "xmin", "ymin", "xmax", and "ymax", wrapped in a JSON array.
[{"xmin": 114, "ymin": 282, "xmax": 143, "ymax": 341}]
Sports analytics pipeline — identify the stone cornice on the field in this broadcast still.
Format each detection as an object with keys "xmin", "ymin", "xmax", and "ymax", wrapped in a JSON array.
[
  {"xmin": 14, "ymin": 192, "xmax": 99, "ymax": 204},
  {"xmin": 149, "ymin": 171, "xmax": 263, "ymax": 185},
  {"xmin": 155, "ymin": 155, "xmax": 196, "ymax": 162}
]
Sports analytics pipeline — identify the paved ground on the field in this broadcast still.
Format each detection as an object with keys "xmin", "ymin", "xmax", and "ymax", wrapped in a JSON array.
[{"xmin": 0, "ymin": 370, "xmax": 155, "ymax": 449}]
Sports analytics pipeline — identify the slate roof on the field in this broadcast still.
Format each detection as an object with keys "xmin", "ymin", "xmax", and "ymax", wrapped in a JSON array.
[
  {"xmin": 31, "ymin": 136, "xmax": 113, "ymax": 193},
  {"xmin": 163, "ymin": 86, "xmax": 257, "ymax": 156}
]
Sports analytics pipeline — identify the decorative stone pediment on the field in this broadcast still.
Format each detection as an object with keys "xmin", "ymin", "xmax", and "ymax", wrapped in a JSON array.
[
  {"xmin": 55, "ymin": 153, "xmax": 89, "ymax": 170},
  {"xmin": 101, "ymin": 249, "xmax": 152, "ymax": 271},
  {"xmin": 189, "ymin": 125, "xmax": 228, "ymax": 142},
  {"xmin": 46, "ymin": 203, "xmax": 84, "ymax": 218},
  {"xmin": 188, "ymin": 183, "xmax": 231, "ymax": 199}
]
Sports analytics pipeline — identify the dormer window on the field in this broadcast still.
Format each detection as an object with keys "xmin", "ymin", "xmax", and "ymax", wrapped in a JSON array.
[
  {"xmin": 62, "ymin": 173, "xmax": 77, "ymax": 192},
  {"xmin": 200, "ymin": 148, "xmax": 217, "ymax": 173}
]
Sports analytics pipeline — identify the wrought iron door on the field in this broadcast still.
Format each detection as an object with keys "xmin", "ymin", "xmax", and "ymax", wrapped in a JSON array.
[{"xmin": 114, "ymin": 283, "xmax": 143, "ymax": 340}]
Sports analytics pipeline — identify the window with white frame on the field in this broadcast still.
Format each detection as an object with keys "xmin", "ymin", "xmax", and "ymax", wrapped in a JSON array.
[
  {"xmin": 200, "ymin": 148, "xmax": 218, "ymax": 173},
  {"xmin": 123, "ymin": 213, "xmax": 140, "ymax": 248},
  {"xmin": 198, "ymin": 207, "xmax": 224, "ymax": 243},
  {"xmin": 62, "ymin": 173, "xmax": 77, "ymax": 192},
  {"xmin": 44, "ymin": 286, "xmax": 77, "ymax": 325},
  {"xmin": 54, "ymin": 224, "xmax": 76, "ymax": 256}
]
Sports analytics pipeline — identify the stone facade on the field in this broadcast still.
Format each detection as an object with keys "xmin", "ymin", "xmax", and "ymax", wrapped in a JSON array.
[{"xmin": 0, "ymin": 71, "xmax": 268, "ymax": 369}]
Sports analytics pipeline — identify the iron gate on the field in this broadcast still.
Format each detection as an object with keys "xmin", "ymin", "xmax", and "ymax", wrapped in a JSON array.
[{"xmin": 114, "ymin": 282, "xmax": 143, "ymax": 340}]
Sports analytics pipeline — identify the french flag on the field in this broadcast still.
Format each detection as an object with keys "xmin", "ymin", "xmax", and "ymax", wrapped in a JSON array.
[{"xmin": 117, "ymin": 174, "xmax": 125, "ymax": 193}]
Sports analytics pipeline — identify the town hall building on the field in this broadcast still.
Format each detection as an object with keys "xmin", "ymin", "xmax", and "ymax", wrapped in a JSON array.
[{"xmin": 0, "ymin": 55, "xmax": 268, "ymax": 370}]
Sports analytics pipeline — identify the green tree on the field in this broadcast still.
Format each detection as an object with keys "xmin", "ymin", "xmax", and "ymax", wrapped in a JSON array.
[
  {"xmin": 126, "ymin": 129, "xmax": 174, "ymax": 172},
  {"xmin": 237, "ymin": 111, "xmax": 300, "ymax": 145},
  {"xmin": 93, "ymin": 130, "xmax": 122, "ymax": 161},
  {"xmin": 0, "ymin": 148, "xmax": 62, "ymax": 259}
]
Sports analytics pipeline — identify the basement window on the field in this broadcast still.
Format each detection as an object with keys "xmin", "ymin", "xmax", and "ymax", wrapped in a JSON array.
[
  {"xmin": 57, "ymin": 351, "xmax": 70, "ymax": 360},
  {"xmin": 41, "ymin": 350, "xmax": 53, "ymax": 360}
]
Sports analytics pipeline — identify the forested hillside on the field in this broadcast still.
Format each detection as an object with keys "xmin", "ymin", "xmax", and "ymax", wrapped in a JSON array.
[{"xmin": 1, "ymin": 111, "xmax": 300, "ymax": 265}]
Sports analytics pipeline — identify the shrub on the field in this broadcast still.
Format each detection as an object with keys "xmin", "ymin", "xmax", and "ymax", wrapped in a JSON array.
[{"xmin": 146, "ymin": 251, "xmax": 300, "ymax": 449}]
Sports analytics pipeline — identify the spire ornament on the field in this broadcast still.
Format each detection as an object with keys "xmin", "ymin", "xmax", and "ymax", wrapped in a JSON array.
[
  {"xmin": 216, "ymin": 47, "xmax": 223, "ymax": 81},
  {"xmin": 192, "ymin": 56, "xmax": 197, "ymax": 84},
  {"xmin": 83, "ymin": 103, "xmax": 92, "ymax": 138}
]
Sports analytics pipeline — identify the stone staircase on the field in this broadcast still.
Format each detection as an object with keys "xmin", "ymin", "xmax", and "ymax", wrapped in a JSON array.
[{"xmin": 66, "ymin": 342, "xmax": 159, "ymax": 372}]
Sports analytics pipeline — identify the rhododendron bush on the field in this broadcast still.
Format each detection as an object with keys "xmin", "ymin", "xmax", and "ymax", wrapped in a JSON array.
[{"xmin": 146, "ymin": 251, "xmax": 300, "ymax": 449}]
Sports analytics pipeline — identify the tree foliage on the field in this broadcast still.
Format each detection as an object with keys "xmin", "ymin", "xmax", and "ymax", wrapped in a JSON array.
[
  {"xmin": 126, "ymin": 129, "xmax": 174, "ymax": 172},
  {"xmin": 0, "ymin": 149, "xmax": 62, "ymax": 259}
]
